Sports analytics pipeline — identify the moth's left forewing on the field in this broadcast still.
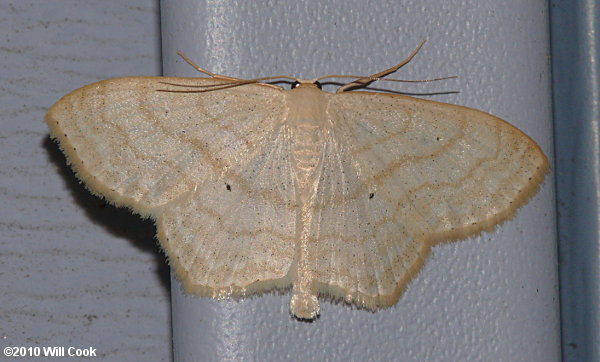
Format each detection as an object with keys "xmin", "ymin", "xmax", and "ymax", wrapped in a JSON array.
[{"xmin": 45, "ymin": 77, "xmax": 287, "ymax": 215}]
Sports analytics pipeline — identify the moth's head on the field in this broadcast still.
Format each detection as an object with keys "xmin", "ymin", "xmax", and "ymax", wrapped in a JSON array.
[
  {"xmin": 292, "ymin": 79, "xmax": 322, "ymax": 90},
  {"xmin": 174, "ymin": 40, "xmax": 438, "ymax": 94}
]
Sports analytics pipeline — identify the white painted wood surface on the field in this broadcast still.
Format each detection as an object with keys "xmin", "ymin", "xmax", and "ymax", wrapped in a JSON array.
[{"xmin": 0, "ymin": 1, "xmax": 170, "ymax": 361}]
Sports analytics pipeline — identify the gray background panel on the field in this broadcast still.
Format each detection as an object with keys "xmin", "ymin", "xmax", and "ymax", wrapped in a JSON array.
[{"xmin": 164, "ymin": 0, "xmax": 559, "ymax": 361}]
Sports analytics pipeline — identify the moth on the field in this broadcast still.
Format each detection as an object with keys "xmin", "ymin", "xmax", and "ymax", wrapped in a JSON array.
[{"xmin": 46, "ymin": 42, "xmax": 548, "ymax": 320}]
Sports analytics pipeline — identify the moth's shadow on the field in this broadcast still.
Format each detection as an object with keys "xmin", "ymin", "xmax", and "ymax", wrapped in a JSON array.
[{"xmin": 43, "ymin": 136, "xmax": 171, "ymax": 294}]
